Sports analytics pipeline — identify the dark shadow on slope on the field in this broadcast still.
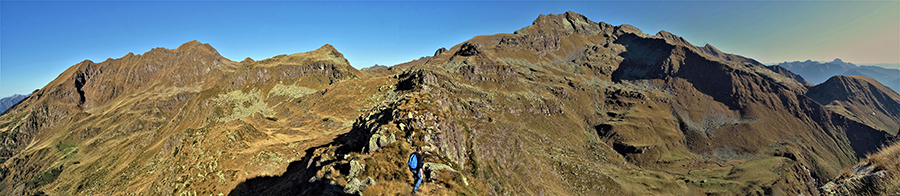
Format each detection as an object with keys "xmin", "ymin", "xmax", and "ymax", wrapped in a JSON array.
[
  {"xmin": 612, "ymin": 33, "xmax": 744, "ymax": 110},
  {"xmin": 797, "ymin": 95, "xmax": 894, "ymax": 159},
  {"xmin": 229, "ymin": 104, "xmax": 398, "ymax": 195},
  {"xmin": 228, "ymin": 142, "xmax": 348, "ymax": 196},
  {"xmin": 594, "ymin": 124, "xmax": 644, "ymax": 160},
  {"xmin": 835, "ymin": 114, "xmax": 895, "ymax": 158},
  {"xmin": 610, "ymin": 33, "xmax": 673, "ymax": 82},
  {"xmin": 394, "ymin": 71, "xmax": 423, "ymax": 92}
]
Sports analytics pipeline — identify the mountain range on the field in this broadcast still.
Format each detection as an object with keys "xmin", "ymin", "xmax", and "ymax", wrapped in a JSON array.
[
  {"xmin": 1, "ymin": 11, "xmax": 898, "ymax": 195},
  {"xmin": 774, "ymin": 59, "xmax": 900, "ymax": 92},
  {"xmin": 0, "ymin": 94, "xmax": 30, "ymax": 114}
]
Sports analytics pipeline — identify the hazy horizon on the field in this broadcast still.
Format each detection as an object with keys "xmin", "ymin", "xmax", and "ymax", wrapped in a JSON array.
[{"xmin": 2, "ymin": 1, "xmax": 898, "ymax": 97}]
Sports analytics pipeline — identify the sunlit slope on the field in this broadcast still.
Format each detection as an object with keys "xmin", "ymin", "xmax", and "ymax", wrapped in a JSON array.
[{"xmin": 0, "ymin": 41, "xmax": 388, "ymax": 195}]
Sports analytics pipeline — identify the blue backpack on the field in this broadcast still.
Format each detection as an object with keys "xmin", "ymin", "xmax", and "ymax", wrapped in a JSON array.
[{"xmin": 408, "ymin": 153, "xmax": 420, "ymax": 170}]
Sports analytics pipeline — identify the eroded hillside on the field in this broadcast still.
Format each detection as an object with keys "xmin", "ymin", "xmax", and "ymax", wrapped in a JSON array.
[
  {"xmin": 2, "ymin": 12, "xmax": 898, "ymax": 196},
  {"xmin": 0, "ymin": 42, "xmax": 390, "ymax": 195}
]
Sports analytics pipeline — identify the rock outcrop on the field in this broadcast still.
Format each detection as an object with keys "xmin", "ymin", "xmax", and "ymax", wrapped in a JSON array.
[{"xmin": 433, "ymin": 47, "xmax": 448, "ymax": 56}]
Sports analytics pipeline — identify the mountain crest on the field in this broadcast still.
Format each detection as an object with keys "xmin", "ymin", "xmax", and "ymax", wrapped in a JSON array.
[
  {"xmin": 656, "ymin": 30, "xmax": 691, "ymax": 46},
  {"xmin": 174, "ymin": 40, "xmax": 219, "ymax": 55},
  {"xmin": 313, "ymin": 44, "xmax": 345, "ymax": 60},
  {"xmin": 807, "ymin": 75, "xmax": 900, "ymax": 133},
  {"xmin": 278, "ymin": 44, "xmax": 351, "ymax": 69},
  {"xmin": 522, "ymin": 11, "xmax": 604, "ymax": 36}
]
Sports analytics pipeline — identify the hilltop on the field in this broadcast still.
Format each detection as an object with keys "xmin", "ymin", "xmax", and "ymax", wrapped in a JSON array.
[{"xmin": 1, "ymin": 12, "xmax": 898, "ymax": 195}]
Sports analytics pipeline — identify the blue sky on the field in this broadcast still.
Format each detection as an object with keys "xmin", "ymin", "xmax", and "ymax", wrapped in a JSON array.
[{"xmin": 2, "ymin": 1, "xmax": 898, "ymax": 97}]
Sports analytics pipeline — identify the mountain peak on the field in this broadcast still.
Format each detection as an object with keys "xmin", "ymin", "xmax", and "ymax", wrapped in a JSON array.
[
  {"xmin": 810, "ymin": 75, "xmax": 897, "ymax": 103},
  {"xmin": 656, "ymin": 30, "xmax": 692, "ymax": 46},
  {"xmin": 275, "ymin": 43, "xmax": 354, "ymax": 70},
  {"xmin": 315, "ymin": 44, "xmax": 338, "ymax": 53},
  {"xmin": 833, "ymin": 58, "xmax": 844, "ymax": 63},
  {"xmin": 808, "ymin": 75, "xmax": 900, "ymax": 132},
  {"xmin": 313, "ymin": 44, "xmax": 346, "ymax": 61},
  {"xmin": 524, "ymin": 11, "xmax": 602, "ymax": 36},
  {"xmin": 175, "ymin": 40, "xmax": 219, "ymax": 55}
]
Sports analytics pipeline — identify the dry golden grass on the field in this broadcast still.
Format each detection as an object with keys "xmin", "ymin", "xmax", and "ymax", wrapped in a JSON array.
[{"xmin": 865, "ymin": 140, "xmax": 900, "ymax": 194}]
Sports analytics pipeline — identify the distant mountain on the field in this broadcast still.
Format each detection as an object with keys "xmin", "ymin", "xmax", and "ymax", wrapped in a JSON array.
[
  {"xmin": 813, "ymin": 76, "xmax": 900, "ymax": 195},
  {"xmin": 765, "ymin": 65, "xmax": 814, "ymax": 86},
  {"xmin": 862, "ymin": 63, "xmax": 900, "ymax": 70},
  {"xmin": 776, "ymin": 59, "xmax": 900, "ymax": 91},
  {"xmin": 0, "ymin": 94, "xmax": 29, "ymax": 113},
  {"xmin": 360, "ymin": 64, "xmax": 388, "ymax": 71},
  {"xmin": 807, "ymin": 75, "xmax": 900, "ymax": 134}
]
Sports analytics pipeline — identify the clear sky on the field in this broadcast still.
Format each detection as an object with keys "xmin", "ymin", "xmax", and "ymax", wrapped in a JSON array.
[{"xmin": 2, "ymin": 1, "xmax": 898, "ymax": 97}]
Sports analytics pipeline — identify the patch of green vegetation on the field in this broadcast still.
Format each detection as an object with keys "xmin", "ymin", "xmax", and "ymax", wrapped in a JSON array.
[
  {"xmin": 211, "ymin": 89, "xmax": 273, "ymax": 122},
  {"xmin": 726, "ymin": 157, "xmax": 784, "ymax": 183},
  {"xmin": 56, "ymin": 143, "xmax": 77, "ymax": 154},
  {"xmin": 268, "ymin": 83, "xmax": 317, "ymax": 99},
  {"xmin": 466, "ymin": 148, "xmax": 479, "ymax": 178},
  {"xmin": 25, "ymin": 166, "xmax": 63, "ymax": 189},
  {"xmin": 441, "ymin": 59, "xmax": 467, "ymax": 74}
]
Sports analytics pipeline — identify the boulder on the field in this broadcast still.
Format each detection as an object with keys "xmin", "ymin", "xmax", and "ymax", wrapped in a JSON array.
[
  {"xmin": 434, "ymin": 47, "xmax": 448, "ymax": 56},
  {"xmin": 367, "ymin": 133, "xmax": 387, "ymax": 153},
  {"xmin": 349, "ymin": 160, "xmax": 365, "ymax": 178},
  {"xmin": 343, "ymin": 176, "xmax": 377, "ymax": 195},
  {"xmin": 454, "ymin": 43, "xmax": 479, "ymax": 56},
  {"xmin": 343, "ymin": 177, "xmax": 364, "ymax": 195},
  {"xmin": 424, "ymin": 162, "xmax": 468, "ymax": 186}
]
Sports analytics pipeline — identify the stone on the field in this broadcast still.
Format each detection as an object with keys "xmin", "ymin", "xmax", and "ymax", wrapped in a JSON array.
[
  {"xmin": 423, "ymin": 162, "xmax": 469, "ymax": 187},
  {"xmin": 377, "ymin": 133, "xmax": 389, "ymax": 148},
  {"xmin": 364, "ymin": 176, "xmax": 377, "ymax": 186},
  {"xmin": 343, "ymin": 177, "xmax": 364, "ymax": 194},
  {"xmin": 367, "ymin": 133, "xmax": 384, "ymax": 153},
  {"xmin": 424, "ymin": 162, "xmax": 456, "ymax": 180},
  {"xmin": 349, "ymin": 160, "xmax": 365, "ymax": 178}
]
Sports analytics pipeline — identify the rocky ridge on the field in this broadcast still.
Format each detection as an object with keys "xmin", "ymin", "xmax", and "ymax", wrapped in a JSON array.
[{"xmin": 777, "ymin": 58, "xmax": 900, "ymax": 91}]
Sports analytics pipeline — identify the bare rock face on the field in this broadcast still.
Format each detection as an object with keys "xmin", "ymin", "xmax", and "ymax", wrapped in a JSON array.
[
  {"xmin": 454, "ymin": 43, "xmax": 479, "ymax": 57},
  {"xmin": 433, "ymin": 47, "xmax": 448, "ymax": 56}
]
